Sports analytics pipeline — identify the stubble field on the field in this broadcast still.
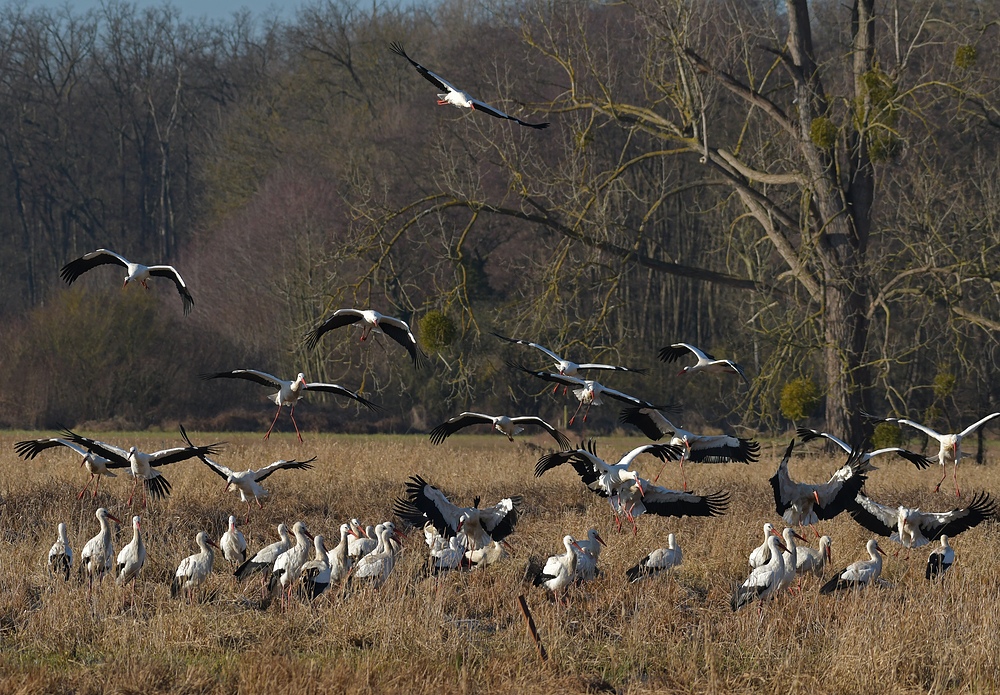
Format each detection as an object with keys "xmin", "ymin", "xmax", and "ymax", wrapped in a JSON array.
[{"xmin": 1, "ymin": 430, "xmax": 999, "ymax": 694}]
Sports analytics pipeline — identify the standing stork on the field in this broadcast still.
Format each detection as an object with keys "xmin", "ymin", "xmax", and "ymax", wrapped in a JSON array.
[
  {"xmin": 748, "ymin": 523, "xmax": 777, "ymax": 569},
  {"xmin": 299, "ymin": 535, "xmax": 332, "ymax": 600},
  {"xmin": 353, "ymin": 522, "xmax": 401, "ymax": 587},
  {"xmin": 731, "ymin": 535, "xmax": 787, "ymax": 611},
  {"xmin": 862, "ymin": 410, "xmax": 1000, "ymax": 496},
  {"xmin": 429, "ymin": 412, "xmax": 569, "ymax": 449},
  {"xmin": 573, "ymin": 528, "xmax": 607, "ymax": 582},
  {"xmin": 625, "ymin": 533, "xmax": 682, "ymax": 583},
  {"xmin": 820, "ymin": 539, "xmax": 885, "ymax": 594},
  {"xmin": 492, "ymin": 332, "xmax": 645, "ymax": 378},
  {"xmin": 171, "ymin": 531, "xmax": 219, "ymax": 603},
  {"xmin": 235, "ymin": 523, "xmax": 291, "ymax": 582},
  {"xmin": 795, "ymin": 535, "xmax": 833, "ymax": 579},
  {"xmin": 326, "ymin": 523, "xmax": 353, "ymax": 585},
  {"xmin": 926, "ymin": 535, "xmax": 955, "ymax": 580},
  {"xmin": 304, "ymin": 308, "xmax": 422, "ymax": 366},
  {"xmin": 201, "ymin": 369, "xmax": 379, "ymax": 442},
  {"xmin": 60, "ymin": 248, "xmax": 194, "ymax": 315},
  {"xmin": 658, "ymin": 342, "xmax": 750, "ymax": 388},
  {"xmin": 58, "ymin": 426, "xmax": 221, "ymax": 509},
  {"xmin": 525, "ymin": 535, "xmax": 583, "ymax": 604},
  {"xmin": 619, "ymin": 405, "xmax": 760, "ymax": 488},
  {"xmin": 192, "ymin": 452, "xmax": 316, "ymax": 522},
  {"xmin": 393, "ymin": 475, "xmax": 522, "ymax": 551},
  {"xmin": 847, "ymin": 490, "xmax": 996, "ymax": 548},
  {"xmin": 795, "ymin": 427, "xmax": 931, "ymax": 469},
  {"xmin": 116, "ymin": 515, "xmax": 146, "ymax": 600},
  {"xmin": 389, "ymin": 43, "xmax": 549, "ymax": 129},
  {"xmin": 48, "ymin": 523, "xmax": 73, "ymax": 581},
  {"xmin": 768, "ymin": 440, "xmax": 868, "ymax": 534},
  {"xmin": 220, "ymin": 515, "xmax": 248, "ymax": 566},
  {"xmin": 267, "ymin": 521, "xmax": 313, "ymax": 605},
  {"xmin": 79, "ymin": 507, "xmax": 122, "ymax": 591},
  {"xmin": 509, "ymin": 361, "xmax": 662, "ymax": 425}
]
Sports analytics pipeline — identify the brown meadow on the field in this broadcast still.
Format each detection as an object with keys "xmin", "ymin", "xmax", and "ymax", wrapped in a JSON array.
[{"xmin": 1, "ymin": 431, "xmax": 999, "ymax": 694}]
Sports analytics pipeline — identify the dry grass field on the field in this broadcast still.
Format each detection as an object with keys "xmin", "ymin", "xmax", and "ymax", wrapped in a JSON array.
[{"xmin": 1, "ymin": 430, "xmax": 999, "ymax": 694}]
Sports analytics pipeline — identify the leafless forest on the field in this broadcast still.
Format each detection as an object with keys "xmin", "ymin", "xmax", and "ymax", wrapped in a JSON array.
[{"xmin": 1, "ymin": 0, "xmax": 999, "ymax": 441}]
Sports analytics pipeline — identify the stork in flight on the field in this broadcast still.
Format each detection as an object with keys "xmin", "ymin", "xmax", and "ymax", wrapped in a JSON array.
[
  {"xmin": 60, "ymin": 248, "xmax": 194, "ymax": 315},
  {"xmin": 201, "ymin": 369, "xmax": 379, "ymax": 442},
  {"xmin": 509, "ymin": 361, "xmax": 664, "ymax": 425},
  {"xmin": 768, "ymin": 440, "xmax": 868, "ymax": 534},
  {"xmin": 393, "ymin": 475, "xmax": 522, "ymax": 551},
  {"xmin": 429, "ymin": 412, "xmax": 569, "ymax": 449},
  {"xmin": 304, "ymin": 308, "xmax": 422, "ymax": 367},
  {"xmin": 492, "ymin": 332, "xmax": 645, "ymax": 378},
  {"xmin": 861, "ymin": 410, "xmax": 1000, "ymax": 497},
  {"xmin": 658, "ymin": 342, "xmax": 749, "ymax": 388},
  {"xmin": 847, "ymin": 490, "xmax": 997, "ymax": 548},
  {"xmin": 619, "ymin": 405, "xmax": 759, "ymax": 489},
  {"xmin": 795, "ymin": 427, "xmax": 931, "ymax": 470},
  {"xmin": 15, "ymin": 434, "xmax": 129, "ymax": 500},
  {"xmin": 390, "ymin": 43, "xmax": 549, "ymax": 129},
  {"xmin": 57, "ymin": 426, "xmax": 222, "ymax": 509}
]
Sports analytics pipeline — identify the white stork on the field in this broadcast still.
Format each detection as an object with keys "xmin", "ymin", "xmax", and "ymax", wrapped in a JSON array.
[
  {"xmin": 393, "ymin": 475, "xmax": 522, "ymax": 551},
  {"xmin": 510, "ymin": 361, "xmax": 662, "ymax": 425},
  {"xmin": 926, "ymin": 535, "xmax": 955, "ymax": 580},
  {"xmin": 795, "ymin": 535, "xmax": 833, "ymax": 578},
  {"xmin": 429, "ymin": 412, "xmax": 569, "ymax": 449},
  {"xmin": 299, "ymin": 535, "xmax": 332, "ymax": 600},
  {"xmin": 304, "ymin": 308, "xmax": 422, "ymax": 366},
  {"xmin": 268, "ymin": 521, "xmax": 313, "ymax": 603},
  {"xmin": 776, "ymin": 526, "xmax": 808, "ymax": 593},
  {"xmin": 48, "ymin": 522, "xmax": 73, "ymax": 581},
  {"xmin": 220, "ymin": 515, "xmax": 248, "ymax": 566},
  {"xmin": 534, "ymin": 440, "xmax": 725, "ymax": 531},
  {"xmin": 862, "ymin": 411, "xmax": 1000, "ymax": 497},
  {"xmin": 201, "ymin": 369, "xmax": 379, "ymax": 442},
  {"xmin": 79, "ymin": 507, "xmax": 122, "ymax": 590},
  {"xmin": 390, "ymin": 43, "xmax": 549, "ymax": 129},
  {"xmin": 573, "ymin": 528, "xmax": 607, "ymax": 582},
  {"xmin": 492, "ymin": 332, "xmax": 644, "ymax": 378},
  {"xmin": 115, "ymin": 515, "xmax": 146, "ymax": 589},
  {"xmin": 619, "ymin": 405, "xmax": 760, "ymax": 489},
  {"xmin": 848, "ymin": 490, "xmax": 996, "ymax": 548},
  {"xmin": 58, "ymin": 425, "xmax": 221, "ymax": 509},
  {"xmin": 234, "ymin": 523, "xmax": 291, "ymax": 582},
  {"xmin": 658, "ymin": 342, "xmax": 750, "ymax": 388},
  {"xmin": 348, "ymin": 520, "xmax": 379, "ymax": 559},
  {"xmin": 326, "ymin": 523, "xmax": 353, "ymax": 584},
  {"xmin": 353, "ymin": 522, "xmax": 400, "ymax": 587},
  {"xmin": 171, "ymin": 531, "xmax": 219, "ymax": 602},
  {"xmin": 60, "ymin": 248, "xmax": 194, "ymax": 315},
  {"xmin": 731, "ymin": 535, "xmax": 787, "ymax": 611},
  {"xmin": 769, "ymin": 440, "xmax": 868, "ymax": 532},
  {"xmin": 820, "ymin": 539, "xmax": 885, "ymax": 594},
  {"xmin": 749, "ymin": 523, "xmax": 776, "ymax": 569},
  {"xmin": 15, "ymin": 435, "xmax": 127, "ymax": 499},
  {"xmin": 625, "ymin": 533, "xmax": 682, "ymax": 583},
  {"xmin": 526, "ymin": 535, "xmax": 583, "ymax": 603},
  {"xmin": 194, "ymin": 453, "xmax": 316, "ymax": 522},
  {"xmin": 795, "ymin": 427, "xmax": 931, "ymax": 469},
  {"xmin": 465, "ymin": 540, "xmax": 510, "ymax": 569}
]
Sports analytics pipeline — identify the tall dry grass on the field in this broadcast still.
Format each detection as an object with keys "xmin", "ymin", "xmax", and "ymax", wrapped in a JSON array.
[{"xmin": 1, "ymin": 430, "xmax": 999, "ymax": 694}]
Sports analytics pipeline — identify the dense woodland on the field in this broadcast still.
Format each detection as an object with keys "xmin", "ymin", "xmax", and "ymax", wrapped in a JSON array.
[{"xmin": 1, "ymin": 0, "xmax": 999, "ymax": 440}]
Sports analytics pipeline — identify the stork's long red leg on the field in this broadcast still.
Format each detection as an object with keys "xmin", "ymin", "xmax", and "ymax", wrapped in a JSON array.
[
  {"xmin": 289, "ymin": 405, "xmax": 303, "ymax": 443},
  {"xmin": 582, "ymin": 402, "xmax": 593, "ymax": 423},
  {"xmin": 93, "ymin": 474, "xmax": 101, "ymax": 498},
  {"xmin": 263, "ymin": 406, "xmax": 283, "ymax": 441},
  {"xmin": 126, "ymin": 478, "xmax": 139, "ymax": 507},
  {"xmin": 568, "ymin": 400, "xmax": 585, "ymax": 426},
  {"xmin": 78, "ymin": 475, "xmax": 94, "ymax": 500},
  {"xmin": 933, "ymin": 466, "xmax": 947, "ymax": 493},
  {"xmin": 954, "ymin": 463, "xmax": 961, "ymax": 498}
]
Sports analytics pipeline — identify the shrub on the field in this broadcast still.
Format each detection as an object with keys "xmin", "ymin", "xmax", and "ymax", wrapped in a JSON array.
[
  {"xmin": 780, "ymin": 378, "xmax": 820, "ymax": 421},
  {"xmin": 871, "ymin": 422, "xmax": 902, "ymax": 449},
  {"xmin": 419, "ymin": 311, "xmax": 457, "ymax": 351}
]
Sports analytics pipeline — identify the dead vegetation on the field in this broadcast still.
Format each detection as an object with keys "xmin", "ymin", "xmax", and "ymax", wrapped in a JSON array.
[{"xmin": 1, "ymin": 431, "xmax": 999, "ymax": 694}]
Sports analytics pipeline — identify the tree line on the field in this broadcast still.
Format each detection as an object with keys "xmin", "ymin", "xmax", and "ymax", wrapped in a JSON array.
[{"xmin": 1, "ymin": 0, "xmax": 998, "ymax": 444}]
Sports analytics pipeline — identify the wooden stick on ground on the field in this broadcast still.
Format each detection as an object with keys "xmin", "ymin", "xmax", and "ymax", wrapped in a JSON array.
[{"xmin": 516, "ymin": 594, "xmax": 547, "ymax": 662}]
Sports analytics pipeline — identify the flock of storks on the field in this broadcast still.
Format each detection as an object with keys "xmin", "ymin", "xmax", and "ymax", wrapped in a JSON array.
[{"xmin": 17, "ymin": 42, "xmax": 1000, "ymax": 612}]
